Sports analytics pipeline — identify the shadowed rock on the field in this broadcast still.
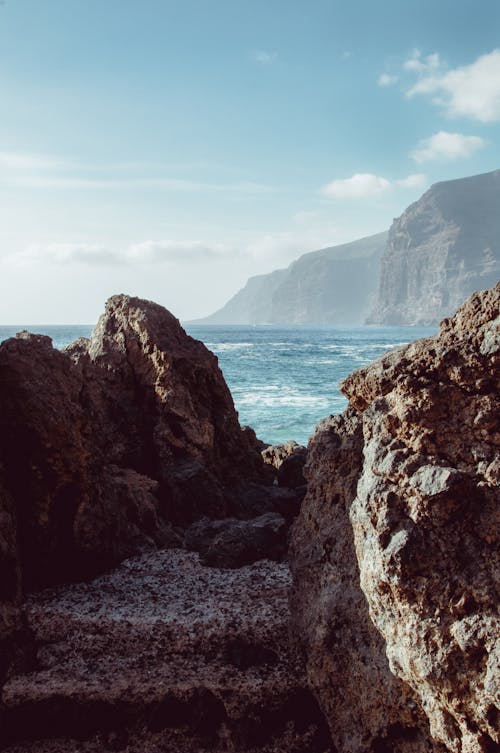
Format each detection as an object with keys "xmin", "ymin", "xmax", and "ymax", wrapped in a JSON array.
[{"xmin": 0, "ymin": 295, "xmax": 268, "ymax": 592}]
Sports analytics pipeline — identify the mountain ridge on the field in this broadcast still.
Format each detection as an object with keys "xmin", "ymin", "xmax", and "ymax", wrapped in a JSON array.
[{"xmin": 196, "ymin": 168, "xmax": 500, "ymax": 327}]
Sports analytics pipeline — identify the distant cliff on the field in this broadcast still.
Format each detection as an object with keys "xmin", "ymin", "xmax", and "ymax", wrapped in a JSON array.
[
  {"xmin": 196, "ymin": 232, "xmax": 387, "ymax": 325},
  {"xmin": 368, "ymin": 169, "xmax": 500, "ymax": 325}
]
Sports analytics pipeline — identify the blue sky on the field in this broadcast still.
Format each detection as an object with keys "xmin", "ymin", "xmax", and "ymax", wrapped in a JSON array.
[{"xmin": 0, "ymin": 0, "xmax": 499, "ymax": 322}]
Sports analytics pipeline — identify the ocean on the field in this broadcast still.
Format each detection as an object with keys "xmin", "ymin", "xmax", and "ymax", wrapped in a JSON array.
[{"xmin": 0, "ymin": 323, "xmax": 435, "ymax": 446}]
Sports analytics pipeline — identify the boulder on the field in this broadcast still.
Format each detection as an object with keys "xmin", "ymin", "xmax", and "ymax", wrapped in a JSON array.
[
  {"xmin": 0, "ymin": 295, "xmax": 267, "ymax": 591},
  {"xmin": 262, "ymin": 441, "xmax": 307, "ymax": 488},
  {"xmin": 290, "ymin": 282, "xmax": 499, "ymax": 753},
  {"xmin": 185, "ymin": 512, "xmax": 288, "ymax": 568}
]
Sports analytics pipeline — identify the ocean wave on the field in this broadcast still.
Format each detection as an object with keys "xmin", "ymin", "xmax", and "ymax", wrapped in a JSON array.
[
  {"xmin": 236, "ymin": 392, "xmax": 330, "ymax": 408},
  {"xmin": 205, "ymin": 342, "xmax": 254, "ymax": 352}
]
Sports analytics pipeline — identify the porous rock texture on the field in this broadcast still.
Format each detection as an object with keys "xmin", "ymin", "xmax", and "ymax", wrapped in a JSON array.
[
  {"xmin": 0, "ymin": 295, "xmax": 266, "ymax": 592},
  {"xmin": 2, "ymin": 550, "xmax": 332, "ymax": 753},
  {"xmin": 291, "ymin": 282, "xmax": 499, "ymax": 753}
]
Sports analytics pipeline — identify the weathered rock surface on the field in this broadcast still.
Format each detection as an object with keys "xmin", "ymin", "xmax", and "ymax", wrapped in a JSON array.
[
  {"xmin": 0, "ymin": 295, "xmax": 268, "ymax": 593},
  {"xmin": 369, "ymin": 169, "xmax": 500, "ymax": 325},
  {"xmin": 185, "ymin": 512, "xmax": 288, "ymax": 568},
  {"xmin": 1, "ymin": 550, "xmax": 332, "ymax": 753},
  {"xmin": 291, "ymin": 282, "xmax": 499, "ymax": 753},
  {"xmin": 262, "ymin": 441, "xmax": 308, "ymax": 488}
]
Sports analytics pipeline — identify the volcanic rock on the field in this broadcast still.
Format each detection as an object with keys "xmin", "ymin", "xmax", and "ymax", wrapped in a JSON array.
[
  {"xmin": 262, "ymin": 441, "xmax": 307, "ymax": 488},
  {"xmin": 0, "ymin": 295, "xmax": 267, "ymax": 592},
  {"xmin": 185, "ymin": 512, "xmax": 288, "ymax": 568},
  {"xmin": 1, "ymin": 550, "xmax": 333, "ymax": 753},
  {"xmin": 290, "ymin": 282, "xmax": 499, "ymax": 752}
]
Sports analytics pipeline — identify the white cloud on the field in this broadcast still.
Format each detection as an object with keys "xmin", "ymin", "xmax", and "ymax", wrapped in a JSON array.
[
  {"xmin": 0, "ymin": 151, "xmax": 62, "ymax": 170},
  {"xmin": 293, "ymin": 209, "xmax": 321, "ymax": 223},
  {"xmin": 321, "ymin": 172, "xmax": 428, "ymax": 199},
  {"xmin": 12, "ymin": 243, "xmax": 117, "ymax": 265},
  {"xmin": 8, "ymin": 240, "xmax": 231, "ymax": 268},
  {"xmin": 411, "ymin": 131, "xmax": 486, "ymax": 163},
  {"xmin": 377, "ymin": 73, "xmax": 398, "ymax": 87},
  {"xmin": 321, "ymin": 173, "xmax": 391, "ymax": 199},
  {"xmin": 395, "ymin": 173, "xmax": 427, "ymax": 188},
  {"xmin": 127, "ymin": 240, "xmax": 226, "ymax": 263},
  {"xmin": 406, "ymin": 49, "xmax": 500, "ymax": 122},
  {"xmin": 403, "ymin": 49, "xmax": 442, "ymax": 74},
  {"xmin": 253, "ymin": 50, "xmax": 277, "ymax": 64}
]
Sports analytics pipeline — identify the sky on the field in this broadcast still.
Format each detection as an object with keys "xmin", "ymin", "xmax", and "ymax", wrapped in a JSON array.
[{"xmin": 0, "ymin": 0, "xmax": 499, "ymax": 323}]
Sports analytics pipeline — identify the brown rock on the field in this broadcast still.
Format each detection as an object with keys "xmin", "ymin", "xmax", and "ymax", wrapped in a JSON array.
[
  {"xmin": 346, "ymin": 283, "xmax": 499, "ymax": 753},
  {"xmin": 290, "ymin": 282, "xmax": 499, "ymax": 753},
  {"xmin": 262, "ymin": 441, "xmax": 307, "ymax": 488},
  {"xmin": 0, "ymin": 295, "xmax": 267, "ymax": 591}
]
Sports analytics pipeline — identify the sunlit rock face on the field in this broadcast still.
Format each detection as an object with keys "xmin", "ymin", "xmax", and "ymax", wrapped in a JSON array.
[
  {"xmin": 291, "ymin": 282, "xmax": 499, "ymax": 753},
  {"xmin": 369, "ymin": 169, "xmax": 500, "ymax": 325},
  {"xmin": 0, "ymin": 294, "xmax": 266, "ymax": 590}
]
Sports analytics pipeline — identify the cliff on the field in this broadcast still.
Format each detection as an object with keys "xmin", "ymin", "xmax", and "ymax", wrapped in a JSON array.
[
  {"xmin": 369, "ymin": 169, "xmax": 500, "ymax": 325},
  {"xmin": 197, "ymin": 232, "xmax": 387, "ymax": 325},
  {"xmin": 290, "ymin": 282, "xmax": 499, "ymax": 752}
]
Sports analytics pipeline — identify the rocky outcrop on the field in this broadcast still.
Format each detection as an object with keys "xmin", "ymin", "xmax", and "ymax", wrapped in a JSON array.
[
  {"xmin": 185, "ymin": 512, "xmax": 288, "ymax": 568},
  {"xmin": 2, "ymin": 550, "xmax": 332, "ymax": 753},
  {"xmin": 0, "ymin": 295, "xmax": 268, "ymax": 592},
  {"xmin": 196, "ymin": 232, "xmax": 387, "ymax": 325},
  {"xmin": 262, "ymin": 441, "xmax": 307, "ymax": 488},
  {"xmin": 291, "ymin": 282, "xmax": 499, "ymax": 752},
  {"xmin": 369, "ymin": 169, "xmax": 500, "ymax": 325}
]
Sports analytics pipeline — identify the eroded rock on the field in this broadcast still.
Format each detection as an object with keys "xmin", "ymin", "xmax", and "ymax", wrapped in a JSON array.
[
  {"xmin": 291, "ymin": 282, "xmax": 499, "ymax": 753},
  {"xmin": 0, "ymin": 295, "xmax": 268, "ymax": 591},
  {"xmin": 1, "ymin": 550, "xmax": 333, "ymax": 753}
]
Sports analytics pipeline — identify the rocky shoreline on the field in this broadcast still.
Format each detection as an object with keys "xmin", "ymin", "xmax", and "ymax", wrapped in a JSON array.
[{"xmin": 1, "ymin": 284, "xmax": 498, "ymax": 752}]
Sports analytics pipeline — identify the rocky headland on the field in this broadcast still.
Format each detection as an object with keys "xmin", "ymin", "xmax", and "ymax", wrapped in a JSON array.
[
  {"xmin": 1, "ymin": 284, "xmax": 499, "ymax": 752},
  {"xmin": 368, "ymin": 170, "xmax": 500, "ymax": 326},
  {"xmin": 198, "ymin": 169, "xmax": 500, "ymax": 328}
]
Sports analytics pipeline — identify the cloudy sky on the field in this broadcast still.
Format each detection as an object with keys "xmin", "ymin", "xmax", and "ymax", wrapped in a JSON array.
[{"xmin": 1, "ymin": 0, "xmax": 499, "ymax": 323}]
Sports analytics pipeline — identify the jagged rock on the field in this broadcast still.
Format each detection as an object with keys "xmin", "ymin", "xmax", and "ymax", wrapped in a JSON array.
[
  {"xmin": 185, "ymin": 512, "xmax": 288, "ymax": 568},
  {"xmin": 1, "ymin": 550, "xmax": 333, "ymax": 753},
  {"xmin": 262, "ymin": 441, "xmax": 307, "ymax": 488},
  {"xmin": 289, "ymin": 410, "xmax": 436, "ymax": 753},
  {"xmin": 0, "ymin": 295, "xmax": 267, "ymax": 591},
  {"xmin": 290, "ymin": 283, "xmax": 499, "ymax": 753},
  {"xmin": 369, "ymin": 169, "xmax": 500, "ymax": 325}
]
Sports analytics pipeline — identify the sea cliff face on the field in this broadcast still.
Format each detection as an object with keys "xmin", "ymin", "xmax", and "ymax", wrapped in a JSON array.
[
  {"xmin": 197, "ymin": 232, "xmax": 387, "ymax": 325},
  {"xmin": 369, "ymin": 170, "xmax": 500, "ymax": 325},
  {"xmin": 290, "ymin": 282, "xmax": 499, "ymax": 752}
]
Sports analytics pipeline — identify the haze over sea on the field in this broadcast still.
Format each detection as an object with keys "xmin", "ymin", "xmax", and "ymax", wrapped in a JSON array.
[{"xmin": 0, "ymin": 324, "xmax": 435, "ymax": 446}]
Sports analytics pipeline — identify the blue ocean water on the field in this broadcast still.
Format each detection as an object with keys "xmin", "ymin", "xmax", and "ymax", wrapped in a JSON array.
[{"xmin": 0, "ymin": 323, "xmax": 435, "ymax": 446}]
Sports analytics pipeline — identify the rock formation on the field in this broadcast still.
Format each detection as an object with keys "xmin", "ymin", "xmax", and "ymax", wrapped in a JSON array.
[
  {"xmin": 369, "ymin": 169, "xmax": 500, "ymax": 325},
  {"xmin": 1, "ymin": 550, "xmax": 332, "ymax": 753},
  {"xmin": 0, "ymin": 295, "xmax": 270, "ymax": 593},
  {"xmin": 262, "ymin": 441, "xmax": 307, "ymax": 489},
  {"xmin": 195, "ymin": 232, "xmax": 387, "ymax": 325},
  {"xmin": 290, "ymin": 282, "xmax": 499, "ymax": 752}
]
